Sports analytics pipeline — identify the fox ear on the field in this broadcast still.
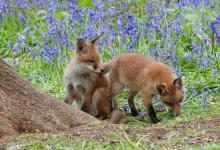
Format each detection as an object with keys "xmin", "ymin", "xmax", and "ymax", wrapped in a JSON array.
[
  {"xmin": 76, "ymin": 38, "xmax": 86, "ymax": 52},
  {"xmin": 173, "ymin": 77, "xmax": 182, "ymax": 89},
  {"xmin": 91, "ymin": 35, "xmax": 102, "ymax": 45},
  {"xmin": 157, "ymin": 83, "xmax": 168, "ymax": 95}
]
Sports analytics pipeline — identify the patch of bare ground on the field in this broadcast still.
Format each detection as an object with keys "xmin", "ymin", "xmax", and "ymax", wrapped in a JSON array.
[
  {"xmin": 1, "ymin": 118, "xmax": 220, "ymax": 148},
  {"xmin": 63, "ymin": 118, "xmax": 220, "ymax": 148}
]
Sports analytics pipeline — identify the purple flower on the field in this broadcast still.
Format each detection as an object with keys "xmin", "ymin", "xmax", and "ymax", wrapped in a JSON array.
[
  {"xmin": 200, "ymin": 58, "xmax": 209, "ymax": 68},
  {"xmin": 7, "ymin": 41, "xmax": 12, "ymax": 50},
  {"xmin": 209, "ymin": 22, "xmax": 217, "ymax": 33},
  {"xmin": 191, "ymin": 90, "xmax": 197, "ymax": 96},
  {"xmin": 12, "ymin": 60, "xmax": 17, "ymax": 67},
  {"xmin": 201, "ymin": 101, "xmax": 206, "ymax": 109},
  {"xmin": 209, "ymin": 15, "xmax": 220, "ymax": 44},
  {"xmin": 12, "ymin": 43, "xmax": 21, "ymax": 53},
  {"xmin": 59, "ymin": 55, "xmax": 66, "ymax": 63},
  {"xmin": 212, "ymin": 66, "xmax": 217, "ymax": 80},
  {"xmin": 191, "ymin": 41, "xmax": 202, "ymax": 55},
  {"xmin": 83, "ymin": 25, "xmax": 96, "ymax": 41},
  {"xmin": 183, "ymin": 53, "xmax": 193, "ymax": 61},
  {"xmin": 122, "ymin": 103, "xmax": 130, "ymax": 112},
  {"xmin": 173, "ymin": 16, "xmax": 183, "ymax": 34},
  {"xmin": 215, "ymin": 35, "xmax": 220, "ymax": 45},
  {"xmin": 18, "ymin": 11, "xmax": 26, "ymax": 23},
  {"xmin": 117, "ymin": 15, "xmax": 123, "ymax": 30}
]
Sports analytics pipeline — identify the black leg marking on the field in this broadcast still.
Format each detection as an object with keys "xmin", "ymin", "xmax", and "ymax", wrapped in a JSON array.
[
  {"xmin": 148, "ymin": 104, "xmax": 160, "ymax": 124},
  {"xmin": 128, "ymin": 91, "xmax": 139, "ymax": 116}
]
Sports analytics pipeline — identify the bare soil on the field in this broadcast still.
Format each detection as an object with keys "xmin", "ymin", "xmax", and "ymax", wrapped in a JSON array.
[{"xmin": 62, "ymin": 118, "xmax": 220, "ymax": 148}]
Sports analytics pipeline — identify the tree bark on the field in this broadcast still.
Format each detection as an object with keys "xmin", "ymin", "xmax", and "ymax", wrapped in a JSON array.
[{"xmin": 0, "ymin": 59, "xmax": 95, "ymax": 139}]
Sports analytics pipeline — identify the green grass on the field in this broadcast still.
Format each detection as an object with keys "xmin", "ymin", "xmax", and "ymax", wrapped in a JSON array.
[
  {"xmin": 5, "ymin": 102, "xmax": 220, "ymax": 149},
  {"xmin": 1, "ymin": 0, "xmax": 220, "ymax": 149},
  {"xmin": 3, "ymin": 58, "xmax": 220, "ymax": 149},
  {"xmin": 3, "ymin": 46, "xmax": 220, "ymax": 149}
]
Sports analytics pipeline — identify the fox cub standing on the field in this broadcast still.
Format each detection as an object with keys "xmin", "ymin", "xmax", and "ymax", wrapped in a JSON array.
[
  {"xmin": 105, "ymin": 53, "xmax": 183, "ymax": 123},
  {"xmin": 63, "ymin": 37, "xmax": 122, "ymax": 123}
]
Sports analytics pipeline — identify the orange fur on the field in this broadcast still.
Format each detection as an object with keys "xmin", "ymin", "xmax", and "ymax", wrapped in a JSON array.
[
  {"xmin": 63, "ymin": 37, "xmax": 122, "ymax": 123},
  {"xmin": 106, "ymin": 53, "xmax": 183, "ymax": 123}
]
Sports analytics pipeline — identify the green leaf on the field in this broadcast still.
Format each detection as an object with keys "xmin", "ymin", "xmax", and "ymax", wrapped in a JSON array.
[
  {"xmin": 137, "ymin": 0, "xmax": 146, "ymax": 6},
  {"xmin": 54, "ymin": 11, "xmax": 71, "ymax": 20},
  {"xmin": 37, "ymin": 10, "xmax": 47, "ymax": 16},
  {"xmin": 77, "ymin": 0, "xmax": 94, "ymax": 9}
]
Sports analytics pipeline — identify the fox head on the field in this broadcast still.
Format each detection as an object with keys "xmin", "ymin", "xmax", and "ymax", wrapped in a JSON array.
[
  {"xmin": 156, "ymin": 77, "xmax": 183, "ymax": 117},
  {"xmin": 75, "ymin": 36, "xmax": 104, "ymax": 74}
]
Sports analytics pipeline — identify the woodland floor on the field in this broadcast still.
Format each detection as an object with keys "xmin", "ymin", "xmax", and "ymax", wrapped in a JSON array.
[{"xmin": 1, "ymin": 102, "xmax": 220, "ymax": 150}]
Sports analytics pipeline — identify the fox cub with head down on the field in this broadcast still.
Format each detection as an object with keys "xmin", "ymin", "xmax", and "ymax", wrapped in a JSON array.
[
  {"xmin": 105, "ymin": 53, "xmax": 184, "ymax": 123},
  {"xmin": 63, "ymin": 37, "xmax": 123, "ymax": 123}
]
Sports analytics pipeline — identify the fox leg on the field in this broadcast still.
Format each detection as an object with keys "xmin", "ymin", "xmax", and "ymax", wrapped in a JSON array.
[
  {"xmin": 108, "ymin": 82, "xmax": 124, "ymax": 111},
  {"xmin": 140, "ymin": 91, "xmax": 159, "ymax": 124},
  {"xmin": 110, "ymin": 96, "xmax": 118, "ymax": 112},
  {"xmin": 127, "ymin": 90, "xmax": 139, "ymax": 116},
  {"xmin": 109, "ymin": 82, "xmax": 124, "ymax": 97},
  {"xmin": 64, "ymin": 83, "xmax": 74, "ymax": 105},
  {"xmin": 110, "ymin": 109, "xmax": 123, "ymax": 124},
  {"xmin": 80, "ymin": 86, "xmax": 94, "ymax": 113},
  {"xmin": 81, "ymin": 94, "xmax": 92, "ymax": 113}
]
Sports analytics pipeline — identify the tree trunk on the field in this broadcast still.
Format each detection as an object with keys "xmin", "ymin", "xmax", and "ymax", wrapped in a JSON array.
[{"xmin": 0, "ymin": 59, "xmax": 95, "ymax": 139}]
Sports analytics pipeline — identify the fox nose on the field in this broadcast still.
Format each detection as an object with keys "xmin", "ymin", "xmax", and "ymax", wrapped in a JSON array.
[
  {"xmin": 100, "ymin": 68, "xmax": 105, "ymax": 72},
  {"xmin": 173, "ymin": 111, "xmax": 180, "ymax": 117}
]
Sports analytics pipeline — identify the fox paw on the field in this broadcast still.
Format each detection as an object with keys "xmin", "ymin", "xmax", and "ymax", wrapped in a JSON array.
[{"xmin": 134, "ymin": 112, "xmax": 146, "ymax": 120}]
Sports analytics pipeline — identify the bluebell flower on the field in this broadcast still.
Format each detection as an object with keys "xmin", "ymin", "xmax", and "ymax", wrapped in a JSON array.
[
  {"xmin": 16, "ymin": 0, "xmax": 25, "ymax": 7},
  {"xmin": 16, "ymin": 35, "xmax": 26, "ymax": 46},
  {"xmin": 59, "ymin": 55, "xmax": 66, "ymax": 63},
  {"xmin": 33, "ymin": 0, "xmax": 41, "ymax": 7},
  {"xmin": 200, "ymin": 58, "xmax": 209, "ymax": 68},
  {"xmin": 67, "ymin": 42, "xmax": 75, "ymax": 50},
  {"xmin": 12, "ymin": 43, "xmax": 21, "ymax": 53},
  {"xmin": 122, "ymin": 103, "xmax": 130, "ymax": 112},
  {"xmin": 25, "ymin": 46, "xmax": 30, "ymax": 52},
  {"xmin": 201, "ymin": 101, "xmax": 206, "ymax": 109},
  {"xmin": 27, "ymin": 76, "xmax": 33, "ymax": 81},
  {"xmin": 212, "ymin": 66, "xmax": 217, "ymax": 80},
  {"xmin": 173, "ymin": 16, "xmax": 183, "ymax": 35},
  {"xmin": 183, "ymin": 53, "xmax": 193, "ymax": 61},
  {"xmin": 209, "ymin": 15, "xmax": 220, "ymax": 44},
  {"xmin": 18, "ymin": 11, "xmax": 26, "ymax": 23},
  {"xmin": 191, "ymin": 41, "xmax": 201, "ymax": 55},
  {"xmin": 7, "ymin": 41, "xmax": 12, "ymax": 50},
  {"xmin": 215, "ymin": 35, "xmax": 220, "ymax": 45},
  {"xmin": 201, "ymin": 88, "xmax": 210, "ymax": 109},
  {"xmin": 68, "ymin": 3, "xmax": 77, "ymax": 21},
  {"xmin": 209, "ymin": 22, "xmax": 218, "ymax": 34},
  {"xmin": 117, "ymin": 15, "xmax": 123, "ymax": 30},
  {"xmin": 12, "ymin": 60, "xmax": 17, "ymax": 67},
  {"xmin": 191, "ymin": 90, "xmax": 197, "ymax": 96},
  {"xmin": 83, "ymin": 24, "xmax": 96, "ymax": 41}
]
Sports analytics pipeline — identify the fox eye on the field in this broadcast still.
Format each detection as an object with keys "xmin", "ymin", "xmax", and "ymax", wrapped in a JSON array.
[
  {"xmin": 165, "ymin": 102, "xmax": 172, "ymax": 105},
  {"xmin": 89, "ymin": 60, "xmax": 94, "ymax": 63},
  {"xmin": 179, "ymin": 99, "xmax": 183, "ymax": 103}
]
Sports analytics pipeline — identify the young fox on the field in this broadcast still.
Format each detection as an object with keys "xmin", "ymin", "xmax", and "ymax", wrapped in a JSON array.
[
  {"xmin": 105, "ymin": 53, "xmax": 184, "ymax": 123},
  {"xmin": 63, "ymin": 37, "xmax": 123, "ymax": 123}
]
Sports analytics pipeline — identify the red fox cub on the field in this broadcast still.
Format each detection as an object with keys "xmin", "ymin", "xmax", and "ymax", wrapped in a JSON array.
[
  {"xmin": 63, "ymin": 37, "xmax": 123, "ymax": 123},
  {"xmin": 105, "ymin": 53, "xmax": 184, "ymax": 123}
]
